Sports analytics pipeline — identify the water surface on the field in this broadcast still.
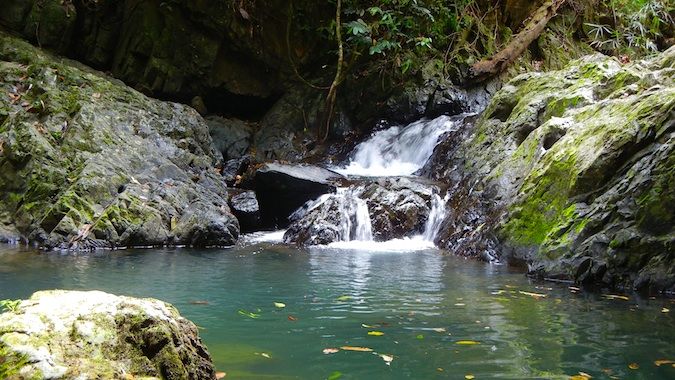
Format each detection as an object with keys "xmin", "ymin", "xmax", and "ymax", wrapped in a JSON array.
[{"xmin": 0, "ymin": 243, "xmax": 673, "ymax": 379}]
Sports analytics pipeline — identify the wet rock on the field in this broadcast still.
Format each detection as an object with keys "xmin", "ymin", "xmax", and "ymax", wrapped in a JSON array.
[
  {"xmin": 222, "ymin": 155, "xmax": 253, "ymax": 186},
  {"xmin": 229, "ymin": 191, "xmax": 262, "ymax": 232},
  {"xmin": 254, "ymin": 162, "xmax": 344, "ymax": 228},
  {"xmin": 0, "ymin": 34, "xmax": 239, "ymax": 250},
  {"xmin": 425, "ymin": 47, "xmax": 675, "ymax": 292},
  {"xmin": 285, "ymin": 177, "xmax": 440, "ymax": 245},
  {"xmin": 0, "ymin": 290, "xmax": 216, "ymax": 379}
]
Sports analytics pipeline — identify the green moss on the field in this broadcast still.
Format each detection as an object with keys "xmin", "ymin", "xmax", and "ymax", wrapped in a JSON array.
[
  {"xmin": 503, "ymin": 153, "xmax": 578, "ymax": 246},
  {"xmin": 0, "ymin": 342, "xmax": 30, "ymax": 378}
]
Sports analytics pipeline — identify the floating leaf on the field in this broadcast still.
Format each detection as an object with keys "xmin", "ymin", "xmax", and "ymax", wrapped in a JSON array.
[
  {"xmin": 337, "ymin": 295, "xmax": 351, "ymax": 302},
  {"xmin": 456, "ymin": 340, "xmax": 480, "ymax": 345},
  {"xmin": 261, "ymin": 353, "xmax": 271, "ymax": 359},
  {"xmin": 519, "ymin": 291, "xmax": 547, "ymax": 299},
  {"xmin": 662, "ymin": 308, "xmax": 670, "ymax": 313},
  {"xmin": 455, "ymin": 303, "xmax": 466, "ymax": 306},
  {"xmin": 237, "ymin": 309, "xmax": 260, "ymax": 319},
  {"xmin": 340, "ymin": 346, "xmax": 373, "ymax": 352},
  {"xmin": 215, "ymin": 372, "xmax": 227, "ymax": 379},
  {"xmin": 368, "ymin": 331, "xmax": 384, "ymax": 336},
  {"xmin": 379, "ymin": 354, "xmax": 394, "ymax": 365},
  {"xmin": 437, "ymin": 368, "xmax": 444, "ymax": 372},
  {"xmin": 603, "ymin": 294, "xmax": 629, "ymax": 301},
  {"xmin": 431, "ymin": 327, "xmax": 446, "ymax": 333},
  {"xmin": 288, "ymin": 315, "xmax": 298, "ymax": 321},
  {"xmin": 416, "ymin": 334, "xmax": 424, "ymax": 340},
  {"xmin": 327, "ymin": 371, "xmax": 343, "ymax": 380},
  {"xmin": 361, "ymin": 324, "xmax": 378, "ymax": 328},
  {"xmin": 569, "ymin": 374, "xmax": 591, "ymax": 380},
  {"xmin": 465, "ymin": 375, "xmax": 475, "ymax": 380},
  {"xmin": 323, "ymin": 348, "xmax": 339, "ymax": 354},
  {"xmin": 274, "ymin": 302, "xmax": 286, "ymax": 308},
  {"xmin": 655, "ymin": 359, "xmax": 674, "ymax": 366},
  {"xmin": 628, "ymin": 363, "xmax": 639, "ymax": 370}
]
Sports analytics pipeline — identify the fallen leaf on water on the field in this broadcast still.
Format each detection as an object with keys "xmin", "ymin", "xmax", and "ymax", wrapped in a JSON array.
[
  {"xmin": 628, "ymin": 363, "xmax": 639, "ymax": 370},
  {"xmin": 569, "ymin": 374, "xmax": 591, "ymax": 380},
  {"xmin": 260, "ymin": 353, "xmax": 271, "ymax": 359},
  {"xmin": 368, "ymin": 331, "xmax": 384, "ymax": 336},
  {"xmin": 603, "ymin": 294, "xmax": 629, "ymax": 301},
  {"xmin": 655, "ymin": 359, "xmax": 675, "ymax": 366},
  {"xmin": 340, "ymin": 346, "xmax": 373, "ymax": 352},
  {"xmin": 327, "ymin": 371, "xmax": 342, "ymax": 380},
  {"xmin": 455, "ymin": 303, "xmax": 466, "ymax": 306},
  {"xmin": 215, "ymin": 371, "xmax": 227, "ymax": 379},
  {"xmin": 237, "ymin": 309, "xmax": 260, "ymax": 319},
  {"xmin": 662, "ymin": 308, "xmax": 670, "ymax": 313},
  {"xmin": 431, "ymin": 327, "xmax": 446, "ymax": 333},
  {"xmin": 437, "ymin": 367, "xmax": 444, "ymax": 372},
  {"xmin": 337, "ymin": 295, "xmax": 351, "ymax": 301},
  {"xmin": 569, "ymin": 286, "xmax": 581, "ymax": 291},
  {"xmin": 416, "ymin": 334, "xmax": 424, "ymax": 340},
  {"xmin": 379, "ymin": 354, "xmax": 394, "ymax": 365},
  {"xmin": 274, "ymin": 302, "xmax": 286, "ymax": 308},
  {"xmin": 465, "ymin": 374, "xmax": 475, "ymax": 379},
  {"xmin": 456, "ymin": 340, "xmax": 480, "ymax": 345},
  {"xmin": 361, "ymin": 323, "xmax": 379, "ymax": 328},
  {"xmin": 519, "ymin": 291, "xmax": 547, "ymax": 299},
  {"xmin": 288, "ymin": 315, "xmax": 297, "ymax": 321},
  {"xmin": 323, "ymin": 348, "xmax": 339, "ymax": 354}
]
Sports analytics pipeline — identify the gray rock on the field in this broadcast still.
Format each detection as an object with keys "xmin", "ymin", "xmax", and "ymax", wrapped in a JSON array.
[
  {"xmin": 207, "ymin": 116, "xmax": 253, "ymax": 161},
  {"xmin": 254, "ymin": 162, "xmax": 344, "ymax": 227},
  {"xmin": 0, "ymin": 34, "xmax": 239, "ymax": 250},
  {"xmin": 0, "ymin": 290, "xmax": 216, "ymax": 379},
  {"xmin": 229, "ymin": 191, "xmax": 262, "ymax": 232}
]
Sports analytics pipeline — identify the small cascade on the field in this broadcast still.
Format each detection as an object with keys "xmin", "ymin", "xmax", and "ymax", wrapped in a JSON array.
[
  {"xmin": 353, "ymin": 197, "xmax": 373, "ymax": 241},
  {"xmin": 423, "ymin": 193, "xmax": 448, "ymax": 242},
  {"xmin": 334, "ymin": 114, "xmax": 467, "ymax": 177}
]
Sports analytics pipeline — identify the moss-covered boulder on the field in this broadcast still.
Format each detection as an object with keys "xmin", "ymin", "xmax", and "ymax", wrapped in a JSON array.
[
  {"xmin": 427, "ymin": 47, "xmax": 674, "ymax": 292},
  {"xmin": 0, "ymin": 33, "xmax": 239, "ymax": 249},
  {"xmin": 0, "ymin": 290, "xmax": 216, "ymax": 379}
]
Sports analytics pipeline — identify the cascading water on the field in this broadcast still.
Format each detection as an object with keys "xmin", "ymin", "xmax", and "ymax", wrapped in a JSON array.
[
  {"xmin": 423, "ymin": 193, "xmax": 448, "ymax": 242},
  {"xmin": 334, "ymin": 115, "xmax": 466, "ymax": 177}
]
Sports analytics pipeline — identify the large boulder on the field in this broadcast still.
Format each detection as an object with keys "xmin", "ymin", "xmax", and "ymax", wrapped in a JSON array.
[
  {"xmin": 0, "ymin": 290, "xmax": 216, "ymax": 379},
  {"xmin": 0, "ymin": 33, "xmax": 239, "ymax": 249},
  {"xmin": 426, "ymin": 47, "xmax": 675, "ymax": 291},
  {"xmin": 254, "ymin": 163, "xmax": 344, "ymax": 228},
  {"xmin": 229, "ymin": 190, "xmax": 262, "ymax": 232}
]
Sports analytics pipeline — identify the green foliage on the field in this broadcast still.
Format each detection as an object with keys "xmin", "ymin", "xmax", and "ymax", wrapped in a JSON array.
[
  {"xmin": 584, "ymin": 0, "xmax": 673, "ymax": 55},
  {"xmin": 0, "ymin": 299, "xmax": 21, "ymax": 313}
]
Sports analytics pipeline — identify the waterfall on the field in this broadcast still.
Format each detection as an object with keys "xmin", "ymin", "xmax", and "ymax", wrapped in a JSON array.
[
  {"xmin": 334, "ymin": 115, "xmax": 466, "ymax": 177},
  {"xmin": 422, "ymin": 193, "xmax": 447, "ymax": 242},
  {"xmin": 353, "ymin": 197, "xmax": 373, "ymax": 241}
]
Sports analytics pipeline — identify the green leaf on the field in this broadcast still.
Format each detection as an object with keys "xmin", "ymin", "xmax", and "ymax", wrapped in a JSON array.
[
  {"xmin": 274, "ymin": 302, "xmax": 286, "ymax": 308},
  {"xmin": 327, "ymin": 371, "xmax": 343, "ymax": 380},
  {"xmin": 237, "ymin": 309, "xmax": 260, "ymax": 319}
]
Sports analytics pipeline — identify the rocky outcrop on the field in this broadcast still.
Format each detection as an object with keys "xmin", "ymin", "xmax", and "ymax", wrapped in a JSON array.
[
  {"xmin": 284, "ymin": 177, "xmax": 441, "ymax": 245},
  {"xmin": 0, "ymin": 33, "xmax": 239, "ymax": 249},
  {"xmin": 254, "ymin": 162, "xmax": 344, "ymax": 227},
  {"xmin": 0, "ymin": 290, "xmax": 215, "ymax": 379},
  {"xmin": 229, "ymin": 190, "xmax": 262, "ymax": 232},
  {"xmin": 426, "ymin": 47, "xmax": 675, "ymax": 292}
]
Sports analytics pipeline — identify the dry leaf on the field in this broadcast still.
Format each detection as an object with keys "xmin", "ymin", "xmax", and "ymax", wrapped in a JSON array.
[
  {"xmin": 323, "ymin": 348, "xmax": 339, "ymax": 354},
  {"xmin": 465, "ymin": 374, "xmax": 475, "ymax": 379},
  {"xmin": 519, "ymin": 291, "xmax": 547, "ymax": 299},
  {"xmin": 288, "ymin": 315, "xmax": 297, "ymax": 321},
  {"xmin": 274, "ymin": 302, "xmax": 286, "ymax": 308},
  {"xmin": 662, "ymin": 308, "xmax": 670, "ymax": 313},
  {"xmin": 431, "ymin": 327, "xmax": 446, "ymax": 333},
  {"xmin": 215, "ymin": 372, "xmax": 227, "ymax": 379},
  {"xmin": 628, "ymin": 363, "xmax": 639, "ymax": 370},
  {"xmin": 603, "ymin": 294, "xmax": 629, "ymax": 301},
  {"xmin": 654, "ymin": 359, "xmax": 674, "ymax": 366},
  {"xmin": 368, "ymin": 331, "xmax": 384, "ymax": 336},
  {"xmin": 340, "ymin": 346, "xmax": 373, "ymax": 352}
]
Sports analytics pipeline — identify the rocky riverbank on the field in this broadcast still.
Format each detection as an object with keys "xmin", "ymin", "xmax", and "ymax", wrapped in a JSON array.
[{"xmin": 425, "ymin": 48, "xmax": 675, "ymax": 292}]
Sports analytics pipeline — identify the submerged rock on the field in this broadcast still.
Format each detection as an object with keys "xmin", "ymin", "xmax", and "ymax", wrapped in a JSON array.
[
  {"xmin": 0, "ymin": 34, "xmax": 239, "ymax": 249},
  {"xmin": 426, "ymin": 47, "xmax": 675, "ymax": 292},
  {"xmin": 254, "ymin": 162, "xmax": 344, "ymax": 228},
  {"xmin": 0, "ymin": 290, "xmax": 216, "ymax": 379}
]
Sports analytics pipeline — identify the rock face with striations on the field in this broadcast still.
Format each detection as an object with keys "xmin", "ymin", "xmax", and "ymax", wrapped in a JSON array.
[
  {"xmin": 425, "ymin": 47, "xmax": 675, "ymax": 292},
  {"xmin": 0, "ymin": 290, "xmax": 216, "ymax": 379},
  {"xmin": 0, "ymin": 34, "xmax": 239, "ymax": 249}
]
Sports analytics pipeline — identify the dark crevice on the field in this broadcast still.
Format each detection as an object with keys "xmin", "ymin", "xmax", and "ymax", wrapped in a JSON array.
[{"xmin": 202, "ymin": 89, "xmax": 281, "ymax": 121}]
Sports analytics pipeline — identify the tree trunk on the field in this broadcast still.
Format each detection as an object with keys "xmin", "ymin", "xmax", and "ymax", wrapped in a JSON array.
[
  {"xmin": 318, "ymin": 0, "xmax": 344, "ymax": 143},
  {"xmin": 467, "ymin": 0, "xmax": 566, "ymax": 82}
]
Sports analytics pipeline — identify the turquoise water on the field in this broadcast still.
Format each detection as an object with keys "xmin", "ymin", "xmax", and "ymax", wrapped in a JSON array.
[{"xmin": 0, "ymin": 242, "xmax": 673, "ymax": 379}]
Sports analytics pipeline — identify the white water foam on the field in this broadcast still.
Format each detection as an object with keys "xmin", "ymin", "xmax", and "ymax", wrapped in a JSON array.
[
  {"xmin": 314, "ymin": 235, "xmax": 436, "ymax": 252},
  {"xmin": 243, "ymin": 230, "xmax": 287, "ymax": 244},
  {"xmin": 334, "ymin": 115, "xmax": 464, "ymax": 177}
]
